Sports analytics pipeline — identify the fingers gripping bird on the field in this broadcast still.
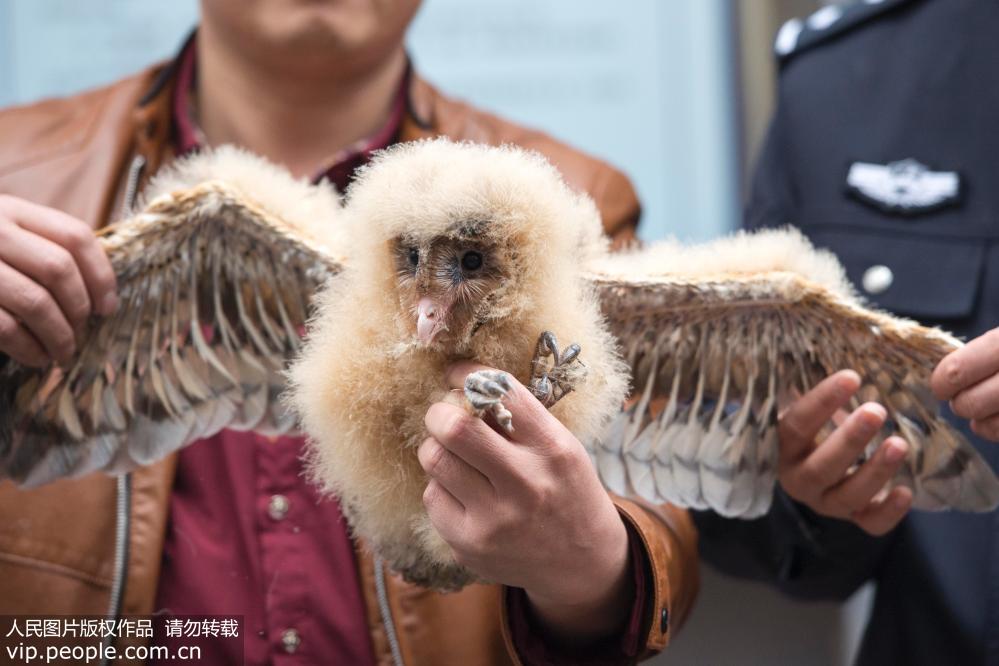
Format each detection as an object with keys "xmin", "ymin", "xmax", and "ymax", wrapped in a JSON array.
[{"xmin": 2, "ymin": 140, "xmax": 997, "ymax": 590}]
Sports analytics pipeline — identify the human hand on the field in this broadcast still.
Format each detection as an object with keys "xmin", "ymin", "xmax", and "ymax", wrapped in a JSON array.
[
  {"xmin": 932, "ymin": 328, "xmax": 999, "ymax": 441},
  {"xmin": 0, "ymin": 195, "xmax": 117, "ymax": 367},
  {"xmin": 420, "ymin": 362, "xmax": 632, "ymax": 642},
  {"xmin": 777, "ymin": 370, "xmax": 912, "ymax": 536}
]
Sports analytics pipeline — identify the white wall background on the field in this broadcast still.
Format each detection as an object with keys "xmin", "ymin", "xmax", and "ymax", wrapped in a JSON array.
[
  {"xmin": 0, "ymin": 1, "xmax": 198, "ymax": 104},
  {"xmin": 0, "ymin": 1, "xmax": 868, "ymax": 663},
  {"xmin": 407, "ymin": 0, "xmax": 740, "ymax": 242}
]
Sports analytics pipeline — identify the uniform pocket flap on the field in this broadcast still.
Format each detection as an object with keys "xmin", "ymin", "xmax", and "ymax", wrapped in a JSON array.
[{"xmin": 808, "ymin": 228, "xmax": 985, "ymax": 320}]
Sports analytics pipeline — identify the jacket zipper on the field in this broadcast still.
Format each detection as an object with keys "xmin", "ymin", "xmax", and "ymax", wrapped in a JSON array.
[
  {"xmin": 374, "ymin": 556, "xmax": 405, "ymax": 666},
  {"xmin": 101, "ymin": 475, "xmax": 132, "ymax": 655},
  {"xmin": 121, "ymin": 155, "xmax": 146, "ymax": 217},
  {"xmin": 100, "ymin": 154, "xmax": 145, "ymax": 666}
]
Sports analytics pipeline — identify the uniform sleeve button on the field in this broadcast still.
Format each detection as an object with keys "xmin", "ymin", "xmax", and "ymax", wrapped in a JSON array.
[
  {"xmin": 660, "ymin": 607, "xmax": 669, "ymax": 634},
  {"xmin": 862, "ymin": 264, "xmax": 893, "ymax": 295}
]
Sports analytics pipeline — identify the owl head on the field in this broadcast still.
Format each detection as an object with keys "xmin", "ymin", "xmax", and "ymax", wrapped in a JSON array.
[{"xmin": 341, "ymin": 138, "xmax": 608, "ymax": 354}]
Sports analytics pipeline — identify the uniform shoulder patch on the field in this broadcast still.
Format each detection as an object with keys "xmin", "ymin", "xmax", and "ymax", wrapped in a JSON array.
[{"xmin": 775, "ymin": 0, "xmax": 916, "ymax": 64}]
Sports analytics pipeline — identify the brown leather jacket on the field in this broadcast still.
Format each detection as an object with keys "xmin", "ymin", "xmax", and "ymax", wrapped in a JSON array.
[{"xmin": 0, "ymin": 57, "xmax": 698, "ymax": 665}]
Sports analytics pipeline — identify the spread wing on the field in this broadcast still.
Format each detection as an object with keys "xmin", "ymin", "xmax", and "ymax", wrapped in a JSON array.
[
  {"xmin": 0, "ymin": 181, "xmax": 342, "ymax": 487},
  {"xmin": 586, "ymin": 229, "xmax": 999, "ymax": 518}
]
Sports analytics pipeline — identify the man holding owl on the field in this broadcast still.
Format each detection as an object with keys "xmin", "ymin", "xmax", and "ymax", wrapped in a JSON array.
[{"xmin": 0, "ymin": 0, "xmax": 697, "ymax": 663}]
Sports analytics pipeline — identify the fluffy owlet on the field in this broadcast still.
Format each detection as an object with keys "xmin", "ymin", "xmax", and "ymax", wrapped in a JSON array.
[{"xmin": 286, "ymin": 140, "xmax": 629, "ymax": 588}]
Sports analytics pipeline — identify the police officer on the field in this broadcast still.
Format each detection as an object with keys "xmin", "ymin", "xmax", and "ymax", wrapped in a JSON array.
[{"xmin": 694, "ymin": 0, "xmax": 999, "ymax": 663}]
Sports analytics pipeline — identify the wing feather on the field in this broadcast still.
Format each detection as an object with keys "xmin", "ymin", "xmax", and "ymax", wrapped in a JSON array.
[
  {"xmin": 0, "ymin": 181, "xmax": 342, "ymax": 487},
  {"xmin": 588, "ymin": 228, "xmax": 999, "ymax": 516}
]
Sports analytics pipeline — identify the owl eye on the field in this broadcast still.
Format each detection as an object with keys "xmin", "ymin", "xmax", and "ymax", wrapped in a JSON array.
[
  {"xmin": 408, "ymin": 248, "xmax": 420, "ymax": 266},
  {"xmin": 461, "ymin": 251, "xmax": 483, "ymax": 271}
]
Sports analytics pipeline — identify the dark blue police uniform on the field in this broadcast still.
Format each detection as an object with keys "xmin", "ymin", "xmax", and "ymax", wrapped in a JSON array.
[{"xmin": 692, "ymin": 0, "xmax": 999, "ymax": 663}]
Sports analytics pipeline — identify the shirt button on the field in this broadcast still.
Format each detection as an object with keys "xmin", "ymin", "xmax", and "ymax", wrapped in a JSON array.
[
  {"xmin": 862, "ymin": 264, "xmax": 893, "ymax": 295},
  {"xmin": 281, "ymin": 628, "xmax": 301, "ymax": 654},
  {"xmin": 268, "ymin": 494, "xmax": 290, "ymax": 521}
]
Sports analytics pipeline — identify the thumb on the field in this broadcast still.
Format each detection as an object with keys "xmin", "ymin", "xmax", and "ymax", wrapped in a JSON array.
[{"xmin": 445, "ymin": 361, "xmax": 568, "ymax": 447}]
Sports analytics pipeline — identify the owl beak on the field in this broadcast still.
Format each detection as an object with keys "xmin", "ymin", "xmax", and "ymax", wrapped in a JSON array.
[{"xmin": 417, "ymin": 297, "xmax": 448, "ymax": 344}]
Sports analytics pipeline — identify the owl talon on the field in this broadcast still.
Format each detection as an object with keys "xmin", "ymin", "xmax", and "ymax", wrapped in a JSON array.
[
  {"xmin": 529, "ymin": 330, "xmax": 586, "ymax": 408},
  {"xmin": 464, "ymin": 370, "xmax": 514, "ymax": 432}
]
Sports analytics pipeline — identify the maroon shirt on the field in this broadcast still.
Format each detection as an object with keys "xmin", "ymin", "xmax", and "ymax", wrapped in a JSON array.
[{"xmin": 154, "ymin": 37, "xmax": 648, "ymax": 666}]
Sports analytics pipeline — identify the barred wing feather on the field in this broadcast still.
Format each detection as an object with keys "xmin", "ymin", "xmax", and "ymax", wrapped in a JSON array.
[
  {"xmin": 587, "ymin": 229, "xmax": 999, "ymax": 517},
  {"xmin": 0, "ymin": 178, "xmax": 342, "ymax": 487}
]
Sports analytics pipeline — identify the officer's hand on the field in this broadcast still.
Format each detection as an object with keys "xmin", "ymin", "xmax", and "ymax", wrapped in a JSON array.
[
  {"xmin": 421, "ymin": 362, "xmax": 632, "ymax": 643},
  {"xmin": 0, "ymin": 195, "xmax": 117, "ymax": 367},
  {"xmin": 932, "ymin": 328, "xmax": 999, "ymax": 441},
  {"xmin": 777, "ymin": 370, "xmax": 913, "ymax": 536}
]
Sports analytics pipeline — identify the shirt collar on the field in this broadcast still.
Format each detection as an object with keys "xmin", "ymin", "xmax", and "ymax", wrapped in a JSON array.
[{"xmin": 171, "ymin": 34, "xmax": 408, "ymax": 190}]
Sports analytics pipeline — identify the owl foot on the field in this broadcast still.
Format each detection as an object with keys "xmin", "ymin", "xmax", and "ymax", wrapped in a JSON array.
[
  {"xmin": 464, "ymin": 370, "xmax": 515, "ymax": 433},
  {"xmin": 529, "ymin": 330, "xmax": 586, "ymax": 408}
]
